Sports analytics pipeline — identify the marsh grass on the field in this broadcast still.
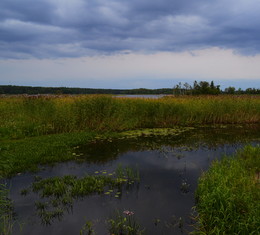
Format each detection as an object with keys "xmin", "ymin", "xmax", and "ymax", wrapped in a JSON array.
[
  {"xmin": 0, "ymin": 95, "xmax": 259, "ymax": 140},
  {"xmin": 0, "ymin": 131, "xmax": 98, "ymax": 177},
  {"xmin": 0, "ymin": 182, "xmax": 13, "ymax": 235},
  {"xmin": 23, "ymin": 166, "xmax": 140, "ymax": 225},
  {"xmin": 194, "ymin": 145, "xmax": 260, "ymax": 234}
]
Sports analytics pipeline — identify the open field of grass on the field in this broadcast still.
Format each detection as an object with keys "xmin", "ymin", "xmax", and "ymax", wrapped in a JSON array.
[
  {"xmin": 194, "ymin": 145, "xmax": 260, "ymax": 234},
  {"xmin": 0, "ymin": 95, "xmax": 259, "ymax": 140}
]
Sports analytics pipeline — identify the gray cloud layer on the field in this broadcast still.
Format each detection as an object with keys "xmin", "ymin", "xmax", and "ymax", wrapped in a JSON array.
[{"xmin": 1, "ymin": 0, "xmax": 260, "ymax": 59}]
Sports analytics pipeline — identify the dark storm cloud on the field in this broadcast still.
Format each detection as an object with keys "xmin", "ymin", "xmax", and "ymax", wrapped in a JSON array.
[{"xmin": 1, "ymin": 0, "xmax": 260, "ymax": 59}]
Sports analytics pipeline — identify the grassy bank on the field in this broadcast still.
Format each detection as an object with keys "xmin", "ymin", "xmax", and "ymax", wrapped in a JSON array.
[
  {"xmin": 194, "ymin": 145, "xmax": 260, "ymax": 234},
  {"xmin": 1, "ymin": 95, "xmax": 259, "ymax": 140}
]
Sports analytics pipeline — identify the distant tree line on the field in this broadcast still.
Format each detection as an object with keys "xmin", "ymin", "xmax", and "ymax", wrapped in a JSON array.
[
  {"xmin": 173, "ymin": 81, "xmax": 260, "ymax": 95},
  {"xmin": 0, "ymin": 85, "xmax": 173, "ymax": 95},
  {"xmin": 0, "ymin": 81, "xmax": 259, "ymax": 95},
  {"xmin": 224, "ymin": 86, "xmax": 260, "ymax": 95}
]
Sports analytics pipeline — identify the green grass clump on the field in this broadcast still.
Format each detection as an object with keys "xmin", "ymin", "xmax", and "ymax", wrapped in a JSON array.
[
  {"xmin": 32, "ymin": 175, "xmax": 117, "ymax": 198},
  {"xmin": 194, "ymin": 145, "xmax": 260, "ymax": 234},
  {"xmin": 31, "ymin": 166, "xmax": 139, "ymax": 199}
]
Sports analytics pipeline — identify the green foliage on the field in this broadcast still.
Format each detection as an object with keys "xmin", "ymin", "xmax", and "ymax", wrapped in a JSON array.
[
  {"xmin": 193, "ymin": 80, "xmax": 221, "ymax": 95},
  {"xmin": 225, "ymin": 86, "xmax": 236, "ymax": 94},
  {"xmin": 194, "ymin": 145, "xmax": 260, "ymax": 234},
  {"xmin": 173, "ymin": 81, "xmax": 221, "ymax": 95}
]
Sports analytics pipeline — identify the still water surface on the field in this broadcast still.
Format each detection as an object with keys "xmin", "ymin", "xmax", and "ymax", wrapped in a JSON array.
[{"xmin": 9, "ymin": 126, "xmax": 260, "ymax": 235}]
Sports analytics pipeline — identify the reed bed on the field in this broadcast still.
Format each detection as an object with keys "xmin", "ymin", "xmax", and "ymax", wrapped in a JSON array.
[{"xmin": 0, "ymin": 95, "xmax": 259, "ymax": 139}]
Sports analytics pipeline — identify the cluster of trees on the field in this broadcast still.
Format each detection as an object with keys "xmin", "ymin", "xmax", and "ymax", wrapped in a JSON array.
[
  {"xmin": 173, "ymin": 81, "xmax": 221, "ymax": 95},
  {"xmin": 173, "ymin": 81, "xmax": 260, "ymax": 95},
  {"xmin": 0, "ymin": 81, "xmax": 259, "ymax": 95},
  {"xmin": 224, "ymin": 86, "xmax": 260, "ymax": 94}
]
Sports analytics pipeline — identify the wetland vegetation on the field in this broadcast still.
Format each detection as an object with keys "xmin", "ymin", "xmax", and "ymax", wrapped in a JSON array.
[
  {"xmin": 0, "ymin": 182, "xmax": 13, "ymax": 235},
  {"xmin": 0, "ymin": 94, "xmax": 260, "ymax": 234},
  {"xmin": 1, "ymin": 94, "xmax": 258, "ymax": 177},
  {"xmin": 1, "ymin": 95, "xmax": 259, "ymax": 140},
  {"xmin": 194, "ymin": 145, "xmax": 260, "ymax": 234},
  {"xmin": 21, "ymin": 165, "xmax": 140, "ymax": 226}
]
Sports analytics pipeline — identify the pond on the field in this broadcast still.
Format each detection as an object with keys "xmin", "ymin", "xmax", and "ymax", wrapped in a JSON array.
[{"xmin": 8, "ymin": 125, "xmax": 260, "ymax": 235}]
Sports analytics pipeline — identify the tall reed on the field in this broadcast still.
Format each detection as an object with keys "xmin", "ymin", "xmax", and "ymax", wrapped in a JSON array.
[{"xmin": 0, "ymin": 95, "xmax": 259, "ymax": 139}]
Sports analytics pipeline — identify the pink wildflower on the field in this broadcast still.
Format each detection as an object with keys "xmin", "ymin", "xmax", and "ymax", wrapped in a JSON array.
[{"xmin": 123, "ymin": 210, "xmax": 134, "ymax": 216}]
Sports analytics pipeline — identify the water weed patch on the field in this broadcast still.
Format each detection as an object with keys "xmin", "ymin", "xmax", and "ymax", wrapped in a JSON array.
[{"xmin": 22, "ymin": 166, "xmax": 140, "ymax": 225}]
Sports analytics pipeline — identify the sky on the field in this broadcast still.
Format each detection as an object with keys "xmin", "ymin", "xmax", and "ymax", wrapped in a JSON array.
[{"xmin": 0, "ymin": 0, "xmax": 260, "ymax": 89}]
